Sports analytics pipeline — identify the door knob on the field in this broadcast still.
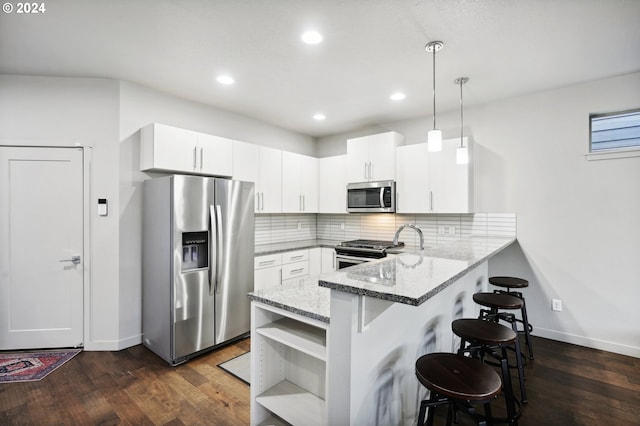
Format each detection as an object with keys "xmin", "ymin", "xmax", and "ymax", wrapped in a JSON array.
[{"xmin": 60, "ymin": 255, "xmax": 81, "ymax": 265}]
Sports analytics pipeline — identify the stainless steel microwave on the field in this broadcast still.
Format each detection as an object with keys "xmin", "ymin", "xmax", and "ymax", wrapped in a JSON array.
[{"xmin": 346, "ymin": 180, "xmax": 396, "ymax": 213}]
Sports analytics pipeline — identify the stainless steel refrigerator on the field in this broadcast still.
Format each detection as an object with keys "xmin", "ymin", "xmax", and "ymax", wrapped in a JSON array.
[{"xmin": 142, "ymin": 175, "xmax": 254, "ymax": 365}]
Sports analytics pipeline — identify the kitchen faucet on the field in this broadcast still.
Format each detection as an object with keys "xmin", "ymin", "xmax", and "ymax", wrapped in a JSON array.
[{"xmin": 393, "ymin": 224, "xmax": 424, "ymax": 250}]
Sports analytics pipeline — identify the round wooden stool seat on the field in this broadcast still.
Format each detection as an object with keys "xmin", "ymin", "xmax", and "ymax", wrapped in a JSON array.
[
  {"xmin": 473, "ymin": 292, "xmax": 523, "ymax": 310},
  {"xmin": 415, "ymin": 353, "xmax": 502, "ymax": 402},
  {"xmin": 489, "ymin": 276, "xmax": 528, "ymax": 289},
  {"xmin": 452, "ymin": 319, "xmax": 517, "ymax": 346}
]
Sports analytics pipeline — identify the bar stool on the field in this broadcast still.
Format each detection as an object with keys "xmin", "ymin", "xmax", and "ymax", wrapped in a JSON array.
[
  {"xmin": 415, "ymin": 352, "xmax": 502, "ymax": 426},
  {"xmin": 489, "ymin": 276, "xmax": 534, "ymax": 359},
  {"xmin": 452, "ymin": 318, "xmax": 526, "ymax": 425},
  {"xmin": 473, "ymin": 292, "xmax": 533, "ymax": 363}
]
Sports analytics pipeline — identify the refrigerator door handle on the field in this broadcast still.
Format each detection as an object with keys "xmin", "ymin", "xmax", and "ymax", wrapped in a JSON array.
[
  {"xmin": 209, "ymin": 205, "xmax": 217, "ymax": 295},
  {"xmin": 214, "ymin": 204, "xmax": 224, "ymax": 294}
]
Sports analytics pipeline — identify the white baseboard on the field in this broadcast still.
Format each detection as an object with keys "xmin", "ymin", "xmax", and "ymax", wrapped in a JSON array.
[
  {"xmin": 534, "ymin": 327, "xmax": 640, "ymax": 358},
  {"xmin": 83, "ymin": 334, "xmax": 142, "ymax": 351}
]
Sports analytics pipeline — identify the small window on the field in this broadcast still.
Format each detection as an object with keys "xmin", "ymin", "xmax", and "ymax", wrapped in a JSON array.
[{"xmin": 590, "ymin": 108, "xmax": 640, "ymax": 152}]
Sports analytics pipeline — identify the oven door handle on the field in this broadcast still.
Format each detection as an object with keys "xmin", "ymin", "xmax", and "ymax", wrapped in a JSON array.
[{"xmin": 335, "ymin": 254, "xmax": 377, "ymax": 263}]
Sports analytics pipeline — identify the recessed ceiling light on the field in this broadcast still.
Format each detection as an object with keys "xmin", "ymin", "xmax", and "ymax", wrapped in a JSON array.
[
  {"xmin": 302, "ymin": 31, "xmax": 323, "ymax": 45},
  {"xmin": 390, "ymin": 92, "xmax": 406, "ymax": 101},
  {"xmin": 216, "ymin": 75, "xmax": 235, "ymax": 85},
  {"xmin": 313, "ymin": 113, "xmax": 326, "ymax": 121}
]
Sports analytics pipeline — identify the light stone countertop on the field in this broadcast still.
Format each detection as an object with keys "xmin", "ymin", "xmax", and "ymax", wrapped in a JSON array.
[
  {"xmin": 249, "ymin": 236, "xmax": 516, "ymax": 321},
  {"xmin": 248, "ymin": 276, "xmax": 330, "ymax": 323},
  {"xmin": 255, "ymin": 239, "xmax": 341, "ymax": 256},
  {"xmin": 319, "ymin": 236, "xmax": 516, "ymax": 306}
]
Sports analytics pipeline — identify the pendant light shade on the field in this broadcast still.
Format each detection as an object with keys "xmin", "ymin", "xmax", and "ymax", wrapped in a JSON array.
[
  {"xmin": 426, "ymin": 41, "xmax": 443, "ymax": 152},
  {"xmin": 454, "ymin": 77, "xmax": 469, "ymax": 165}
]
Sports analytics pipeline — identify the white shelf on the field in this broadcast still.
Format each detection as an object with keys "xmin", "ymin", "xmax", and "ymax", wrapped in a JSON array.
[
  {"xmin": 256, "ymin": 317, "xmax": 326, "ymax": 361},
  {"xmin": 256, "ymin": 380, "xmax": 326, "ymax": 426}
]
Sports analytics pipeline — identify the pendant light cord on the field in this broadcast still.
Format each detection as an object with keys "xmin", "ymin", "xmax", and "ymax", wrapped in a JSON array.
[
  {"xmin": 432, "ymin": 48, "xmax": 437, "ymax": 130},
  {"xmin": 459, "ymin": 79, "xmax": 463, "ymax": 147}
]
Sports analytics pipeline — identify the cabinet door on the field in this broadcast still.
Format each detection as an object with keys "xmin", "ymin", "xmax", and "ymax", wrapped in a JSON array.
[
  {"xmin": 141, "ymin": 123, "xmax": 198, "ymax": 172},
  {"xmin": 396, "ymin": 144, "xmax": 430, "ymax": 213},
  {"xmin": 309, "ymin": 248, "xmax": 322, "ymax": 276},
  {"xmin": 321, "ymin": 248, "xmax": 336, "ymax": 273},
  {"xmin": 300, "ymin": 155, "xmax": 318, "ymax": 212},
  {"xmin": 254, "ymin": 265, "xmax": 281, "ymax": 291},
  {"xmin": 281, "ymin": 151, "xmax": 303, "ymax": 213},
  {"xmin": 318, "ymin": 155, "xmax": 347, "ymax": 213},
  {"xmin": 346, "ymin": 137, "xmax": 370, "ymax": 183},
  {"xmin": 258, "ymin": 147, "xmax": 282, "ymax": 213},
  {"xmin": 429, "ymin": 138, "xmax": 472, "ymax": 213},
  {"xmin": 367, "ymin": 132, "xmax": 400, "ymax": 181},
  {"xmin": 232, "ymin": 140, "xmax": 259, "ymax": 182},
  {"xmin": 197, "ymin": 133, "xmax": 233, "ymax": 176}
]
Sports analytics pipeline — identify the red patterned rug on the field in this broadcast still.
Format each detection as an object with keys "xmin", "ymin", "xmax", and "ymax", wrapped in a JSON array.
[{"xmin": 0, "ymin": 349, "xmax": 81, "ymax": 383}]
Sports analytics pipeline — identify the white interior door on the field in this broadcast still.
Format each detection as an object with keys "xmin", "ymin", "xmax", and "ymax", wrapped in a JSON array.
[{"xmin": 0, "ymin": 146, "xmax": 84, "ymax": 349}]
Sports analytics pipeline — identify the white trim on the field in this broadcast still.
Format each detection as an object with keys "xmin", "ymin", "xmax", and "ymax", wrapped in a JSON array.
[
  {"xmin": 533, "ymin": 327, "xmax": 640, "ymax": 358},
  {"xmin": 84, "ymin": 334, "xmax": 142, "ymax": 351},
  {"xmin": 82, "ymin": 146, "xmax": 92, "ymax": 350},
  {"xmin": 585, "ymin": 147, "xmax": 640, "ymax": 161}
]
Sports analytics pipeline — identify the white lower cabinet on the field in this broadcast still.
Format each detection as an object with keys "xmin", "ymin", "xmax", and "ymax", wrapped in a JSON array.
[
  {"xmin": 254, "ymin": 253, "xmax": 282, "ymax": 291},
  {"xmin": 255, "ymin": 249, "xmax": 312, "ymax": 290},
  {"xmin": 251, "ymin": 303, "xmax": 328, "ymax": 426},
  {"xmin": 320, "ymin": 248, "xmax": 336, "ymax": 273}
]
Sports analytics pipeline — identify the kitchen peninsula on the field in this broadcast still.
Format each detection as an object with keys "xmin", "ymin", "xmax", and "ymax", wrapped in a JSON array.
[{"xmin": 248, "ymin": 236, "xmax": 515, "ymax": 426}]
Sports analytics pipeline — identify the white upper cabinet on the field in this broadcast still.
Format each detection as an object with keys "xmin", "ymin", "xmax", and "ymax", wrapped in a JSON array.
[
  {"xmin": 318, "ymin": 155, "xmax": 347, "ymax": 214},
  {"xmin": 140, "ymin": 123, "xmax": 232, "ymax": 177},
  {"xmin": 347, "ymin": 131, "xmax": 404, "ymax": 183},
  {"xmin": 232, "ymin": 141, "xmax": 282, "ymax": 213},
  {"xmin": 430, "ymin": 137, "xmax": 473, "ymax": 213},
  {"xmin": 282, "ymin": 151, "xmax": 318, "ymax": 213},
  {"xmin": 257, "ymin": 146, "xmax": 283, "ymax": 213},
  {"xmin": 395, "ymin": 137, "xmax": 473, "ymax": 213},
  {"xmin": 396, "ymin": 143, "xmax": 430, "ymax": 213},
  {"xmin": 232, "ymin": 140, "xmax": 260, "ymax": 182}
]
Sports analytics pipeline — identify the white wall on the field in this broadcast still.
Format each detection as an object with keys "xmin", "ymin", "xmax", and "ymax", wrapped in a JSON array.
[
  {"xmin": 118, "ymin": 80, "xmax": 315, "ymax": 347},
  {"xmin": 0, "ymin": 75, "xmax": 121, "ymax": 350},
  {"xmin": 317, "ymin": 72, "xmax": 640, "ymax": 357},
  {"xmin": 1, "ymin": 75, "xmax": 315, "ymax": 351}
]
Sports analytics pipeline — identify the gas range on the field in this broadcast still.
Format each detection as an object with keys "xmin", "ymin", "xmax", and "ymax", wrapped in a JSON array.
[{"xmin": 334, "ymin": 239, "xmax": 404, "ymax": 269}]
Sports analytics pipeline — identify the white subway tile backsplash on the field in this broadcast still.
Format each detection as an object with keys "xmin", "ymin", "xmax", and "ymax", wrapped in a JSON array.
[{"xmin": 256, "ymin": 212, "xmax": 516, "ymax": 247}]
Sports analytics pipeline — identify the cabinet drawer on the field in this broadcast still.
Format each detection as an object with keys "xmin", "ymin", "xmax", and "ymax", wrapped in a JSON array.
[
  {"xmin": 281, "ymin": 260, "xmax": 309, "ymax": 280},
  {"xmin": 255, "ymin": 253, "xmax": 282, "ymax": 270},
  {"xmin": 282, "ymin": 249, "xmax": 309, "ymax": 264}
]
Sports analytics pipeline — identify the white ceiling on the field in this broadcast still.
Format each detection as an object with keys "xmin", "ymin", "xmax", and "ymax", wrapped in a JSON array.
[{"xmin": 1, "ymin": 0, "xmax": 639, "ymax": 137}]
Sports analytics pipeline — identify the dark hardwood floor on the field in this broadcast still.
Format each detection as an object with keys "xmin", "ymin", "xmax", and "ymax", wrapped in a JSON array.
[{"xmin": 1, "ymin": 336, "xmax": 638, "ymax": 425}]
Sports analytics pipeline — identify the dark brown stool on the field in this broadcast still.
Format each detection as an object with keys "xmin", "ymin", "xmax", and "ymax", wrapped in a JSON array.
[
  {"xmin": 489, "ymin": 276, "xmax": 534, "ymax": 360},
  {"xmin": 415, "ymin": 352, "xmax": 502, "ymax": 426},
  {"xmin": 452, "ymin": 319, "xmax": 525, "ymax": 425}
]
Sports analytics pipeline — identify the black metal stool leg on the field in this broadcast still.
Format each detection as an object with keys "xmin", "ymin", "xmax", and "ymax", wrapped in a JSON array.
[
  {"xmin": 500, "ymin": 347, "xmax": 518, "ymax": 425},
  {"xmin": 520, "ymin": 298, "xmax": 534, "ymax": 360}
]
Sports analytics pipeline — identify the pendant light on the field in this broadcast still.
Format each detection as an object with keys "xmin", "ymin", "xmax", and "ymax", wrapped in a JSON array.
[
  {"xmin": 454, "ymin": 77, "xmax": 469, "ymax": 164},
  {"xmin": 425, "ymin": 41, "xmax": 444, "ymax": 152}
]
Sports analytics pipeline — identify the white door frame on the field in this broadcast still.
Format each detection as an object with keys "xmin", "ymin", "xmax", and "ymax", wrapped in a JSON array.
[{"xmin": 0, "ymin": 141, "xmax": 92, "ymax": 349}]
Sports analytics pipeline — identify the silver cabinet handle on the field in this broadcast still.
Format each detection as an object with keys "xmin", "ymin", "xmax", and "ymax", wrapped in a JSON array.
[
  {"xmin": 193, "ymin": 146, "xmax": 197, "ymax": 170},
  {"xmin": 370, "ymin": 162, "xmax": 374, "ymax": 180},
  {"xmin": 290, "ymin": 268, "xmax": 305, "ymax": 274},
  {"xmin": 200, "ymin": 147, "xmax": 204, "ymax": 170},
  {"xmin": 290, "ymin": 255, "xmax": 304, "ymax": 260},
  {"xmin": 430, "ymin": 191, "xmax": 434, "ymax": 211},
  {"xmin": 258, "ymin": 259, "xmax": 276, "ymax": 266},
  {"xmin": 60, "ymin": 255, "xmax": 81, "ymax": 265}
]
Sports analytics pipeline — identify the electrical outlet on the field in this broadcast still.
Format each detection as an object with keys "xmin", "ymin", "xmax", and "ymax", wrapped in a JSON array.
[
  {"xmin": 340, "ymin": 223, "xmax": 345, "ymax": 230},
  {"xmin": 297, "ymin": 222, "xmax": 302, "ymax": 230},
  {"xmin": 438, "ymin": 226, "xmax": 446, "ymax": 235},
  {"xmin": 448, "ymin": 226, "xmax": 456, "ymax": 235},
  {"xmin": 552, "ymin": 299, "xmax": 562, "ymax": 311}
]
